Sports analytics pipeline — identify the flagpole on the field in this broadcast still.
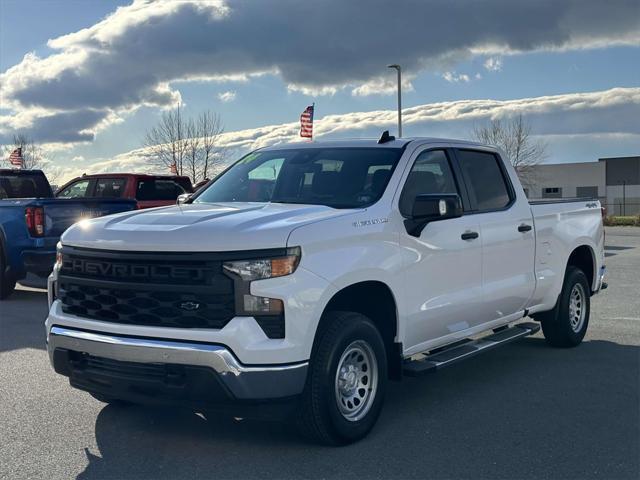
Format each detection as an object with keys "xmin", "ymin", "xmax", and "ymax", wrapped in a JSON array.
[{"xmin": 311, "ymin": 102, "xmax": 315, "ymax": 142}]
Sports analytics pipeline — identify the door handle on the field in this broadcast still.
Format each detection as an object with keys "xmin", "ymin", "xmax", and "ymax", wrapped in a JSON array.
[
  {"xmin": 518, "ymin": 224, "xmax": 532, "ymax": 233},
  {"xmin": 461, "ymin": 231, "xmax": 479, "ymax": 240}
]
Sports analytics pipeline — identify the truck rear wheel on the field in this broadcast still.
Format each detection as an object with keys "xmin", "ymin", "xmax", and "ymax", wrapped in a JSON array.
[
  {"xmin": 0, "ymin": 250, "xmax": 16, "ymax": 300},
  {"xmin": 296, "ymin": 311, "xmax": 387, "ymax": 445},
  {"xmin": 541, "ymin": 266, "xmax": 590, "ymax": 348}
]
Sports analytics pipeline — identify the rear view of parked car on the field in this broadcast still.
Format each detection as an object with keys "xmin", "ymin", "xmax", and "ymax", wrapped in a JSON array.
[
  {"xmin": 0, "ymin": 169, "xmax": 136, "ymax": 299},
  {"xmin": 56, "ymin": 173, "xmax": 193, "ymax": 209}
]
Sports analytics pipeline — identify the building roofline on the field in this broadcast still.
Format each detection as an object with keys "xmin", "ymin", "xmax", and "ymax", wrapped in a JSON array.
[{"xmin": 598, "ymin": 156, "xmax": 640, "ymax": 161}]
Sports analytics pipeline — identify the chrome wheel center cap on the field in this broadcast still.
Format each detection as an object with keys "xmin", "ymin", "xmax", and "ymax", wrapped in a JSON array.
[
  {"xmin": 345, "ymin": 370, "xmax": 357, "ymax": 390},
  {"xmin": 339, "ymin": 365, "xmax": 359, "ymax": 393}
]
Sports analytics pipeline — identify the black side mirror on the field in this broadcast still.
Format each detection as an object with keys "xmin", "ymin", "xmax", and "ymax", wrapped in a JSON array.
[{"xmin": 404, "ymin": 193, "xmax": 463, "ymax": 237}]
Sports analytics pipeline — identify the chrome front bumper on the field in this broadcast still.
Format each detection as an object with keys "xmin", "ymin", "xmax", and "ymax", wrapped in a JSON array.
[{"xmin": 47, "ymin": 326, "xmax": 308, "ymax": 400}]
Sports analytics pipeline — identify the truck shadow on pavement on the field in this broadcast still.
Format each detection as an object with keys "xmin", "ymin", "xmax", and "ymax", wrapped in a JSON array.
[
  {"xmin": 0, "ymin": 289, "xmax": 48, "ymax": 353},
  {"xmin": 79, "ymin": 338, "xmax": 640, "ymax": 480}
]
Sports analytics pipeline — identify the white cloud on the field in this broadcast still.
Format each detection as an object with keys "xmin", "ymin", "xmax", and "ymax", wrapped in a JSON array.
[
  {"xmin": 351, "ymin": 75, "xmax": 415, "ymax": 97},
  {"xmin": 484, "ymin": 57, "xmax": 503, "ymax": 71},
  {"xmin": 286, "ymin": 84, "xmax": 339, "ymax": 96},
  {"xmin": 1, "ymin": 0, "xmax": 639, "ymax": 144},
  {"xmin": 71, "ymin": 155, "xmax": 85, "ymax": 162},
  {"xmin": 48, "ymin": 87, "xmax": 639, "ymax": 183},
  {"xmin": 443, "ymin": 72, "xmax": 470, "ymax": 83},
  {"xmin": 217, "ymin": 91, "xmax": 236, "ymax": 102}
]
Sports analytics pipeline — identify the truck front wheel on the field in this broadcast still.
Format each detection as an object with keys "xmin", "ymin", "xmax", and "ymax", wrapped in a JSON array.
[
  {"xmin": 296, "ymin": 311, "xmax": 387, "ymax": 445},
  {"xmin": 541, "ymin": 266, "xmax": 591, "ymax": 347}
]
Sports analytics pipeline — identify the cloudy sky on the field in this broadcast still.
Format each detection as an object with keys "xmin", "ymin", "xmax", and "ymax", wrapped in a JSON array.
[{"xmin": 1, "ymin": 0, "xmax": 639, "ymax": 182}]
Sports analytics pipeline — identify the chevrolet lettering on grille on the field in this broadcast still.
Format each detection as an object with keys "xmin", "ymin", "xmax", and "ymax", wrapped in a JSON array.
[{"xmin": 63, "ymin": 259, "xmax": 210, "ymax": 281}]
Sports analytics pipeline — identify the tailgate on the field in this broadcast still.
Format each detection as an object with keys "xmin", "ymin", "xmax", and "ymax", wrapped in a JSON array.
[{"xmin": 41, "ymin": 199, "xmax": 137, "ymax": 236}]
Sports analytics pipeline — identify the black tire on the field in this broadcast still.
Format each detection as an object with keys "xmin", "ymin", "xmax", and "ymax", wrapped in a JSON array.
[
  {"xmin": 296, "ymin": 311, "xmax": 387, "ymax": 445},
  {"xmin": 90, "ymin": 392, "xmax": 131, "ymax": 406},
  {"xmin": 541, "ymin": 266, "xmax": 591, "ymax": 348},
  {"xmin": 0, "ymin": 248, "xmax": 16, "ymax": 300}
]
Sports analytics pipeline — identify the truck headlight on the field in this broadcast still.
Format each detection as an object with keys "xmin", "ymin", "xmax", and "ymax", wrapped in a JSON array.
[
  {"xmin": 222, "ymin": 247, "xmax": 301, "ymax": 281},
  {"xmin": 222, "ymin": 247, "xmax": 300, "ymax": 322}
]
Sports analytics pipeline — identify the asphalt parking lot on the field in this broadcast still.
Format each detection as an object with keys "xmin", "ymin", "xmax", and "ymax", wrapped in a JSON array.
[{"xmin": 1, "ymin": 227, "xmax": 638, "ymax": 480}]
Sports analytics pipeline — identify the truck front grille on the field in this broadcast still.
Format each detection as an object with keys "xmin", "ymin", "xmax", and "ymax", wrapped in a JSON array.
[
  {"xmin": 58, "ymin": 247, "xmax": 238, "ymax": 329},
  {"xmin": 59, "ymin": 282, "xmax": 235, "ymax": 329}
]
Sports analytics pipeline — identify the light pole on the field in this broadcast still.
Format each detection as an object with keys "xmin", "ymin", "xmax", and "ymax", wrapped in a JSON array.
[{"xmin": 387, "ymin": 64, "xmax": 402, "ymax": 137}]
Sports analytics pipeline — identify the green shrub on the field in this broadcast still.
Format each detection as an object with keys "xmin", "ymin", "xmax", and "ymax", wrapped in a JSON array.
[{"xmin": 604, "ymin": 216, "xmax": 640, "ymax": 226}]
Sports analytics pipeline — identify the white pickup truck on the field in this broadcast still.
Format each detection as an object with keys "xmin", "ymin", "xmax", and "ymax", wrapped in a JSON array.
[{"xmin": 46, "ymin": 134, "xmax": 606, "ymax": 444}]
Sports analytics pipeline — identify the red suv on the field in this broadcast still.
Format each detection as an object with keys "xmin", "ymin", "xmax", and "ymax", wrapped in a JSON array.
[{"xmin": 56, "ymin": 174, "xmax": 193, "ymax": 209}]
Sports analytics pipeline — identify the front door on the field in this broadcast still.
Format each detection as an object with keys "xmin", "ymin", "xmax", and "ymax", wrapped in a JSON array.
[{"xmin": 399, "ymin": 148, "xmax": 484, "ymax": 354}]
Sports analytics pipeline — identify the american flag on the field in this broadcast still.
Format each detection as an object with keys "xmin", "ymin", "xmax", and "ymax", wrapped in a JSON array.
[
  {"xmin": 8, "ymin": 147, "xmax": 24, "ymax": 168},
  {"xmin": 300, "ymin": 105, "xmax": 314, "ymax": 139},
  {"xmin": 169, "ymin": 161, "xmax": 178, "ymax": 174}
]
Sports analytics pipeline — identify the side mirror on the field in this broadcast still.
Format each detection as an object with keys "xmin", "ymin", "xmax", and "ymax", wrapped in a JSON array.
[
  {"xmin": 176, "ymin": 193, "xmax": 191, "ymax": 205},
  {"xmin": 404, "ymin": 194, "xmax": 463, "ymax": 237}
]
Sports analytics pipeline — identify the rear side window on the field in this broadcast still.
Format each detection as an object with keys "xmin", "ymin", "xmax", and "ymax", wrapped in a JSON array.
[
  {"xmin": 399, "ymin": 150, "xmax": 458, "ymax": 216},
  {"xmin": 57, "ymin": 179, "xmax": 92, "ymax": 198},
  {"xmin": 0, "ymin": 174, "xmax": 52, "ymax": 198},
  {"xmin": 136, "ymin": 179, "xmax": 186, "ymax": 201},
  {"xmin": 456, "ymin": 150, "xmax": 512, "ymax": 211},
  {"xmin": 94, "ymin": 178, "xmax": 127, "ymax": 198}
]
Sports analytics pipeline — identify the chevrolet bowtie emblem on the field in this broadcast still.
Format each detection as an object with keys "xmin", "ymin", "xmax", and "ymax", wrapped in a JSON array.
[{"xmin": 179, "ymin": 301, "xmax": 201, "ymax": 311}]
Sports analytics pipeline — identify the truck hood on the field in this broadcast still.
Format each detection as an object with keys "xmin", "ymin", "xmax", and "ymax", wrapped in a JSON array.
[{"xmin": 61, "ymin": 202, "xmax": 359, "ymax": 252}]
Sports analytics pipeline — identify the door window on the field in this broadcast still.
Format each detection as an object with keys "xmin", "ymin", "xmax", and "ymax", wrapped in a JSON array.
[
  {"xmin": 94, "ymin": 178, "xmax": 127, "ymax": 198},
  {"xmin": 399, "ymin": 150, "xmax": 458, "ymax": 216},
  {"xmin": 57, "ymin": 179, "xmax": 92, "ymax": 198},
  {"xmin": 457, "ymin": 150, "xmax": 512, "ymax": 211}
]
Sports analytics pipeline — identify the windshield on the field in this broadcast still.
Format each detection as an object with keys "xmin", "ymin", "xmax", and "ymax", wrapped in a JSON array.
[{"xmin": 194, "ymin": 147, "xmax": 403, "ymax": 208}]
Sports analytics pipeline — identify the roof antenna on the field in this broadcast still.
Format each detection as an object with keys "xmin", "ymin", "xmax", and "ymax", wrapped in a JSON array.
[{"xmin": 377, "ymin": 130, "xmax": 395, "ymax": 144}]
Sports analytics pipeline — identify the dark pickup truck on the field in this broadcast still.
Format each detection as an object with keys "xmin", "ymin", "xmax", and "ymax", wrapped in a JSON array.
[{"xmin": 0, "ymin": 169, "xmax": 136, "ymax": 299}]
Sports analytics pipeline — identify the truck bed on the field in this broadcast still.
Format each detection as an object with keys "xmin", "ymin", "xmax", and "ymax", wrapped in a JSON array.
[{"xmin": 1, "ymin": 197, "xmax": 137, "ymax": 282}]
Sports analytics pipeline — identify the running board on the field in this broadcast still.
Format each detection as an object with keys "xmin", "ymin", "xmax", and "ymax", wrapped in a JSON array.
[{"xmin": 403, "ymin": 322, "xmax": 540, "ymax": 377}]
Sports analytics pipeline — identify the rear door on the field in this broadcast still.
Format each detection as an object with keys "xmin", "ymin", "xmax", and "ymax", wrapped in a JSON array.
[
  {"xmin": 399, "ymin": 147, "xmax": 484, "ymax": 352},
  {"xmin": 453, "ymin": 148, "xmax": 535, "ymax": 322},
  {"xmin": 93, "ymin": 177, "xmax": 127, "ymax": 199}
]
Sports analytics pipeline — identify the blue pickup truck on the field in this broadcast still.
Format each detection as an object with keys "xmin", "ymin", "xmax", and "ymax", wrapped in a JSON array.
[{"xmin": 0, "ymin": 169, "xmax": 137, "ymax": 299}]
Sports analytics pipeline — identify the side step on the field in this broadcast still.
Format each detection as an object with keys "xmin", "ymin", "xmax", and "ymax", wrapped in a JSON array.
[{"xmin": 403, "ymin": 322, "xmax": 540, "ymax": 377}]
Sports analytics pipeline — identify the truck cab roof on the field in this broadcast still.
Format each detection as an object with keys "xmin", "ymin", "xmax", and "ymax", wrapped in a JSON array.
[{"xmin": 258, "ymin": 137, "xmax": 491, "ymax": 151}]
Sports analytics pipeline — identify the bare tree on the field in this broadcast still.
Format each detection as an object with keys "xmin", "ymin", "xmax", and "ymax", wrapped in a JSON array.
[
  {"xmin": 143, "ymin": 108, "xmax": 225, "ymax": 183},
  {"xmin": 3, "ymin": 134, "xmax": 46, "ymax": 170},
  {"xmin": 198, "ymin": 111, "xmax": 225, "ymax": 181},
  {"xmin": 144, "ymin": 108, "xmax": 188, "ymax": 176},
  {"xmin": 471, "ymin": 114, "xmax": 547, "ymax": 186},
  {"xmin": 184, "ymin": 117, "xmax": 201, "ymax": 182}
]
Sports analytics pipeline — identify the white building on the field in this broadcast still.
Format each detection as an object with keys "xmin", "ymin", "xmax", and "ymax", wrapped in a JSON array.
[{"xmin": 523, "ymin": 156, "xmax": 640, "ymax": 215}]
